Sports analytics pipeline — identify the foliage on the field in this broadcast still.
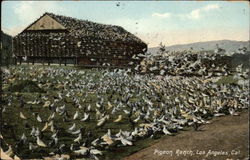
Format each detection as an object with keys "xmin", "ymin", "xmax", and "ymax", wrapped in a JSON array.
[{"xmin": 1, "ymin": 31, "xmax": 13, "ymax": 66}]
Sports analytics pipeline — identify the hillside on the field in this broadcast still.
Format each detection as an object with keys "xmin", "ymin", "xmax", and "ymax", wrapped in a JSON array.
[{"xmin": 148, "ymin": 40, "xmax": 250, "ymax": 55}]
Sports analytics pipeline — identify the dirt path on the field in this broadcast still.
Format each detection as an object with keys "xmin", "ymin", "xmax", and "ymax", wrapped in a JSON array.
[{"xmin": 123, "ymin": 110, "xmax": 249, "ymax": 160}]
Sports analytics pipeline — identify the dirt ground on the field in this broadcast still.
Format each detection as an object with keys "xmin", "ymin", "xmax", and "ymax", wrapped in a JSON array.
[{"xmin": 123, "ymin": 110, "xmax": 249, "ymax": 160}]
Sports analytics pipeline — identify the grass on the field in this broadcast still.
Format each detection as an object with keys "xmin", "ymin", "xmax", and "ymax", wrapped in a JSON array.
[
  {"xmin": 215, "ymin": 75, "xmax": 238, "ymax": 85},
  {"xmin": 7, "ymin": 80, "xmax": 45, "ymax": 93}
]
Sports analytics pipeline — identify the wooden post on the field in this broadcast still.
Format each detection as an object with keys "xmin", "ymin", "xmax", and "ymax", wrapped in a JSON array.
[
  {"xmin": 64, "ymin": 58, "xmax": 67, "ymax": 66},
  {"xmin": 13, "ymin": 57, "xmax": 16, "ymax": 65},
  {"xmin": 59, "ymin": 58, "xmax": 62, "ymax": 66},
  {"xmin": 19, "ymin": 57, "xmax": 22, "ymax": 65},
  {"xmin": 48, "ymin": 58, "xmax": 50, "ymax": 66},
  {"xmin": 74, "ymin": 57, "xmax": 77, "ymax": 66},
  {"xmin": 42, "ymin": 58, "xmax": 44, "ymax": 66},
  {"xmin": 32, "ymin": 58, "xmax": 34, "ymax": 65}
]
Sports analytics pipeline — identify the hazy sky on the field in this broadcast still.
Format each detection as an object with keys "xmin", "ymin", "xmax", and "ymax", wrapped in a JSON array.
[{"xmin": 2, "ymin": 1, "xmax": 249, "ymax": 47}]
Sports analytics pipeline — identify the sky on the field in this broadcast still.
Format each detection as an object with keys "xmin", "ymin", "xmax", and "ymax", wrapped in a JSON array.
[{"xmin": 1, "ymin": 1, "xmax": 249, "ymax": 47}]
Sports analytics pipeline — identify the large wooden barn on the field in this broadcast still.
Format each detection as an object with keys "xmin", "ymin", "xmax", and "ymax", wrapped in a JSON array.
[{"xmin": 13, "ymin": 12, "xmax": 147, "ymax": 67}]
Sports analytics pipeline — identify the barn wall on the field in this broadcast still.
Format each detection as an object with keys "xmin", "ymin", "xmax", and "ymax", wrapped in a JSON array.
[
  {"xmin": 27, "ymin": 15, "xmax": 66, "ymax": 30},
  {"xmin": 13, "ymin": 32, "xmax": 147, "ymax": 66}
]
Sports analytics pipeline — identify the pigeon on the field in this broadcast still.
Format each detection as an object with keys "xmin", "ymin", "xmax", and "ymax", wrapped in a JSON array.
[
  {"xmin": 70, "ymin": 128, "xmax": 83, "ymax": 135},
  {"xmin": 20, "ymin": 133, "xmax": 27, "ymax": 144},
  {"xmin": 116, "ymin": 137, "xmax": 133, "ymax": 146},
  {"xmin": 163, "ymin": 126, "xmax": 172, "ymax": 135},
  {"xmin": 229, "ymin": 108, "xmax": 239, "ymax": 116},
  {"xmin": 36, "ymin": 114, "xmax": 43, "ymax": 123},
  {"xmin": 90, "ymin": 148, "xmax": 102, "ymax": 155},
  {"xmin": 42, "ymin": 122, "xmax": 49, "ymax": 132},
  {"xmin": 74, "ymin": 146, "xmax": 89, "ymax": 156},
  {"xmin": 30, "ymin": 126, "xmax": 36, "ymax": 137},
  {"xmin": 36, "ymin": 136, "xmax": 47, "ymax": 147},
  {"xmin": 68, "ymin": 123, "xmax": 76, "ymax": 131},
  {"xmin": 20, "ymin": 112, "xmax": 27, "ymax": 120},
  {"xmin": 73, "ymin": 133, "xmax": 82, "ymax": 143},
  {"xmin": 70, "ymin": 110, "xmax": 79, "ymax": 119},
  {"xmin": 97, "ymin": 115, "xmax": 109, "ymax": 127},
  {"xmin": 29, "ymin": 142, "xmax": 38, "ymax": 151},
  {"xmin": 113, "ymin": 115, "xmax": 122, "ymax": 122},
  {"xmin": 5, "ymin": 145, "xmax": 14, "ymax": 157},
  {"xmin": 80, "ymin": 113, "xmax": 90, "ymax": 122}
]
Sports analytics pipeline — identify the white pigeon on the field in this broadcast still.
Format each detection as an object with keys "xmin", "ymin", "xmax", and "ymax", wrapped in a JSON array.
[
  {"xmin": 68, "ymin": 123, "xmax": 76, "ymax": 131},
  {"xmin": 35, "ymin": 127, "xmax": 41, "ymax": 137},
  {"xmin": 30, "ymin": 126, "xmax": 36, "ymax": 137},
  {"xmin": 97, "ymin": 115, "xmax": 109, "ymax": 127},
  {"xmin": 74, "ymin": 146, "xmax": 89, "ymax": 156},
  {"xmin": 90, "ymin": 148, "xmax": 102, "ymax": 155},
  {"xmin": 70, "ymin": 128, "xmax": 82, "ymax": 135},
  {"xmin": 123, "ymin": 109, "xmax": 130, "ymax": 114},
  {"xmin": 36, "ymin": 114, "xmax": 42, "ymax": 123},
  {"xmin": 214, "ymin": 113, "xmax": 225, "ymax": 117},
  {"xmin": 87, "ymin": 105, "xmax": 91, "ymax": 111},
  {"xmin": 133, "ymin": 116, "xmax": 141, "ymax": 123},
  {"xmin": 160, "ymin": 69, "xmax": 165, "ymax": 75},
  {"xmin": 96, "ymin": 102, "xmax": 101, "ymax": 108},
  {"xmin": 41, "ymin": 122, "xmax": 48, "ymax": 132},
  {"xmin": 36, "ymin": 136, "xmax": 47, "ymax": 147},
  {"xmin": 113, "ymin": 115, "xmax": 122, "ymax": 122},
  {"xmin": 47, "ymin": 112, "xmax": 55, "ymax": 121},
  {"xmin": 29, "ymin": 142, "xmax": 38, "ymax": 150},
  {"xmin": 20, "ymin": 112, "xmax": 27, "ymax": 119},
  {"xmin": 229, "ymin": 108, "xmax": 239, "ymax": 116},
  {"xmin": 73, "ymin": 133, "xmax": 82, "ymax": 143},
  {"xmin": 21, "ymin": 133, "xmax": 27, "ymax": 144},
  {"xmin": 91, "ymin": 138, "xmax": 100, "ymax": 147},
  {"xmin": 80, "ymin": 113, "xmax": 90, "ymax": 122},
  {"xmin": 73, "ymin": 111, "xmax": 79, "ymax": 120},
  {"xmin": 163, "ymin": 126, "xmax": 172, "ymax": 135},
  {"xmin": 118, "ymin": 137, "xmax": 133, "ymax": 146},
  {"xmin": 131, "ymin": 127, "xmax": 138, "ymax": 137},
  {"xmin": 5, "ymin": 145, "xmax": 13, "ymax": 157}
]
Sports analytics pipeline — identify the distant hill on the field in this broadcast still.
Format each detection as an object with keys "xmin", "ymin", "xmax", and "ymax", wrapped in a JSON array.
[{"xmin": 148, "ymin": 40, "xmax": 250, "ymax": 55}]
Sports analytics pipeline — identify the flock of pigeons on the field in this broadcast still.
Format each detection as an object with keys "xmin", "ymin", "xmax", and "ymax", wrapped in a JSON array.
[
  {"xmin": 138, "ymin": 50, "xmax": 244, "ymax": 77},
  {"xmin": 1, "ymin": 51, "xmax": 249, "ymax": 159},
  {"xmin": 17, "ymin": 12, "xmax": 142, "ymax": 43}
]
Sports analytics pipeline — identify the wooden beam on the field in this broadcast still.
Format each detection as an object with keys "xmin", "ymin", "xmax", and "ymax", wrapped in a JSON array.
[{"xmin": 74, "ymin": 57, "xmax": 77, "ymax": 66}]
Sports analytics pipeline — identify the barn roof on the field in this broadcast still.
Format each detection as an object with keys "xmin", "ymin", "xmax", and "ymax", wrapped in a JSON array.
[{"xmin": 19, "ymin": 12, "xmax": 146, "ymax": 44}]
